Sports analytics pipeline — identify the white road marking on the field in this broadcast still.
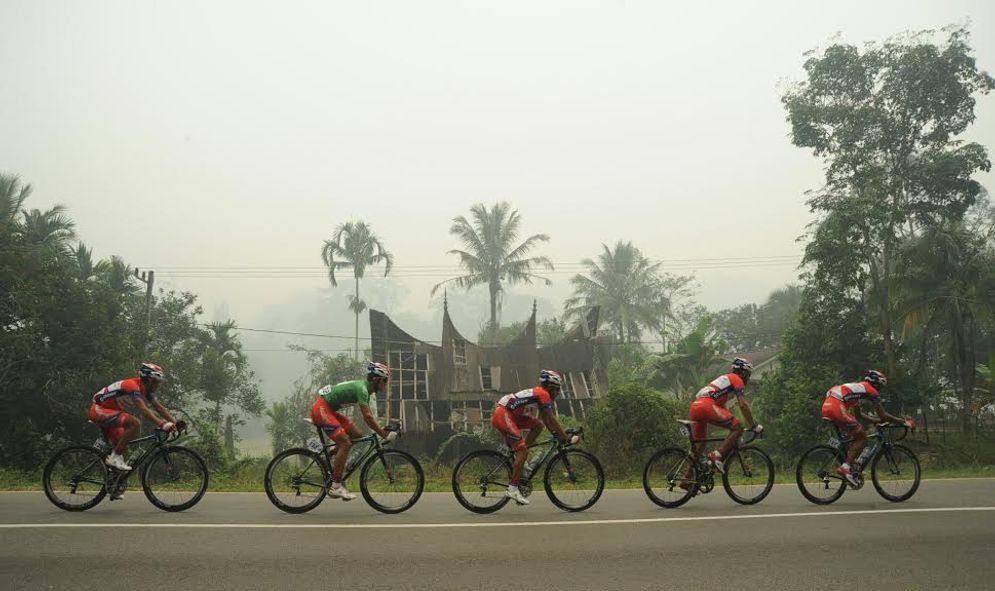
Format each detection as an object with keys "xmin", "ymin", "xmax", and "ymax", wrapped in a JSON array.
[{"xmin": 1, "ymin": 506, "xmax": 993, "ymax": 529}]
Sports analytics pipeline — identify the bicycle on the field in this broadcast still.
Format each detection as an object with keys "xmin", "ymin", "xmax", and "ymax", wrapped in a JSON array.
[
  {"xmin": 796, "ymin": 419, "xmax": 920, "ymax": 505},
  {"xmin": 43, "ymin": 416, "xmax": 208, "ymax": 512},
  {"xmin": 643, "ymin": 420, "xmax": 774, "ymax": 508},
  {"xmin": 264, "ymin": 419, "xmax": 424, "ymax": 514},
  {"xmin": 451, "ymin": 427, "xmax": 604, "ymax": 513}
]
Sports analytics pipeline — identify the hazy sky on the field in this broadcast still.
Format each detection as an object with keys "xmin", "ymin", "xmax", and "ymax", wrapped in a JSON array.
[{"xmin": 3, "ymin": 0, "xmax": 994, "ymax": 342}]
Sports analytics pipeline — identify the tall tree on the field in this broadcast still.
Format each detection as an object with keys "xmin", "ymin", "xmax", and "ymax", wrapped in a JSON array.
[
  {"xmin": 644, "ymin": 316, "xmax": 726, "ymax": 399},
  {"xmin": 433, "ymin": 202, "xmax": 553, "ymax": 328},
  {"xmin": 321, "ymin": 221, "xmax": 393, "ymax": 359},
  {"xmin": 18, "ymin": 205, "xmax": 76, "ymax": 254},
  {"xmin": 0, "ymin": 173, "xmax": 31, "ymax": 233},
  {"xmin": 783, "ymin": 26, "xmax": 994, "ymax": 376},
  {"xmin": 194, "ymin": 320, "xmax": 263, "ymax": 452},
  {"xmin": 564, "ymin": 241, "xmax": 690, "ymax": 343}
]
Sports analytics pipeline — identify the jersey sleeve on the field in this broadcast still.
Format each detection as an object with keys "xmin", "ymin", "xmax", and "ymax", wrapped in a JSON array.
[
  {"xmin": 863, "ymin": 382, "xmax": 881, "ymax": 401},
  {"xmin": 729, "ymin": 373, "xmax": 746, "ymax": 398},
  {"xmin": 121, "ymin": 378, "xmax": 144, "ymax": 402},
  {"xmin": 355, "ymin": 383, "xmax": 372, "ymax": 407},
  {"xmin": 535, "ymin": 387, "xmax": 554, "ymax": 411}
]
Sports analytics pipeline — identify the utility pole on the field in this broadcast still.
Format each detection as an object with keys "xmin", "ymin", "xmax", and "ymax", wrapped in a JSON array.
[{"xmin": 134, "ymin": 268, "xmax": 155, "ymax": 352}]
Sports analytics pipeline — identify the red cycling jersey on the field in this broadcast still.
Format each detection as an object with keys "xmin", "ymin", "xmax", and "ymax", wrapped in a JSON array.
[
  {"xmin": 695, "ymin": 373, "xmax": 746, "ymax": 408},
  {"xmin": 825, "ymin": 381, "xmax": 880, "ymax": 408},
  {"xmin": 92, "ymin": 378, "xmax": 155, "ymax": 410},
  {"xmin": 496, "ymin": 386, "xmax": 554, "ymax": 416}
]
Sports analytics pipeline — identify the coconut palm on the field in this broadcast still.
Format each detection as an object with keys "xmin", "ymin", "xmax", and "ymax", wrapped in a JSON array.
[
  {"xmin": 645, "ymin": 317, "xmax": 726, "ymax": 399},
  {"xmin": 0, "ymin": 173, "xmax": 31, "ymax": 234},
  {"xmin": 432, "ymin": 202, "xmax": 553, "ymax": 328},
  {"xmin": 321, "ymin": 221, "xmax": 393, "ymax": 359},
  {"xmin": 565, "ymin": 241, "xmax": 677, "ymax": 343},
  {"xmin": 19, "ymin": 205, "xmax": 76, "ymax": 254}
]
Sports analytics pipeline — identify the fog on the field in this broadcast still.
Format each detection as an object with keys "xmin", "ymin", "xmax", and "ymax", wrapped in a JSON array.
[{"xmin": 3, "ymin": 0, "xmax": 993, "ymax": 415}]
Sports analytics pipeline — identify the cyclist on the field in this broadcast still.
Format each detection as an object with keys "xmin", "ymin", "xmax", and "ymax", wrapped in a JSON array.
[
  {"xmin": 311, "ymin": 361, "xmax": 397, "ymax": 501},
  {"xmin": 89, "ymin": 362, "xmax": 177, "ymax": 472},
  {"xmin": 491, "ymin": 369, "xmax": 579, "ymax": 506},
  {"xmin": 822, "ymin": 370, "xmax": 915, "ymax": 486},
  {"xmin": 689, "ymin": 357, "xmax": 763, "ymax": 474}
]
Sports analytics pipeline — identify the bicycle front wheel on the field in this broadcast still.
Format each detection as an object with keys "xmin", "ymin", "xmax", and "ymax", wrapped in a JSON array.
[
  {"xmin": 544, "ymin": 449, "xmax": 605, "ymax": 512},
  {"xmin": 142, "ymin": 446, "xmax": 209, "ymax": 512},
  {"xmin": 452, "ymin": 449, "xmax": 512, "ymax": 514},
  {"xmin": 871, "ymin": 444, "xmax": 921, "ymax": 502},
  {"xmin": 722, "ymin": 446, "xmax": 775, "ymax": 505},
  {"xmin": 360, "ymin": 450, "xmax": 424, "ymax": 514},
  {"xmin": 264, "ymin": 448, "xmax": 329, "ymax": 514},
  {"xmin": 643, "ymin": 447, "xmax": 699, "ymax": 508},
  {"xmin": 43, "ymin": 445, "xmax": 108, "ymax": 512},
  {"xmin": 796, "ymin": 445, "xmax": 847, "ymax": 505}
]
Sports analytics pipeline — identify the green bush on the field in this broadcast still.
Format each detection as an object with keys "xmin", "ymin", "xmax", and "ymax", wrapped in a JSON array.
[{"xmin": 584, "ymin": 383, "xmax": 684, "ymax": 478}]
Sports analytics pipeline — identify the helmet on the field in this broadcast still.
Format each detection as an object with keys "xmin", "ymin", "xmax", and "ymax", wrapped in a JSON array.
[
  {"xmin": 865, "ymin": 370, "xmax": 887, "ymax": 388},
  {"xmin": 367, "ymin": 361, "xmax": 390, "ymax": 380},
  {"xmin": 540, "ymin": 369, "xmax": 564, "ymax": 388},
  {"xmin": 139, "ymin": 362, "xmax": 166, "ymax": 381},
  {"xmin": 731, "ymin": 358, "xmax": 753, "ymax": 374}
]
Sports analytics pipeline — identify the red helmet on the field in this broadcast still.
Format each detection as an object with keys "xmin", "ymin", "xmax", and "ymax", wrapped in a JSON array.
[
  {"xmin": 367, "ymin": 361, "xmax": 390, "ymax": 380},
  {"xmin": 139, "ymin": 362, "xmax": 166, "ymax": 381}
]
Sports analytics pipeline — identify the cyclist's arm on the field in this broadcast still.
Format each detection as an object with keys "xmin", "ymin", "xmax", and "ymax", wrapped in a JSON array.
[
  {"xmin": 737, "ymin": 396, "xmax": 758, "ymax": 428},
  {"xmin": 539, "ymin": 408, "xmax": 569, "ymax": 441},
  {"xmin": 871, "ymin": 401, "xmax": 905, "ymax": 424},
  {"xmin": 359, "ymin": 404, "xmax": 388, "ymax": 438},
  {"xmin": 133, "ymin": 397, "xmax": 168, "ymax": 427},
  {"xmin": 150, "ymin": 399, "xmax": 175, "ymax": 424}
]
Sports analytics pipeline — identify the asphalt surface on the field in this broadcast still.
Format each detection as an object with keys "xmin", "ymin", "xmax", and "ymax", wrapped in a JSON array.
[{"xmin": 2, "ymin": 479, "xmax": 994, "ymax": 590}]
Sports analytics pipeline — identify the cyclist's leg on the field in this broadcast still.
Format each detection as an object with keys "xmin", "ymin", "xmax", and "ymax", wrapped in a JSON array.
[
  {"xmin": 492, "ymin": 407, "xmax": 527, "ymax": 485},
  {"xmin": 824, "ymin": 399, "xmax": 865, "ymax": 465},
  {"xmin": 89, "ymin": 403, "xmax": 128, "ymax": 454},
  {"xmin": 119, "ymin": 414, "xmax": 141, "ymax": 452},
  {"xmin": 713, "ymin": 407, "xmax": 742, "ymax": 458},
  {"xmin": 519, "ymin": 415, "xmax": 544, "ymax": 446},
  {"xmin": 311, "ymin": 398, "xmax": 349, "ymax": 482}
]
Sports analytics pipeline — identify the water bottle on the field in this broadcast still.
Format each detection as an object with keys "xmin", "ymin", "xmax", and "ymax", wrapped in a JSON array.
[
  {"xmin": 855, "ymin": 439, "xmax": 879, "ymax": 469},
  {"xmin": 345, "ymin": 444, "xmax": 365, "ymax": 472}
]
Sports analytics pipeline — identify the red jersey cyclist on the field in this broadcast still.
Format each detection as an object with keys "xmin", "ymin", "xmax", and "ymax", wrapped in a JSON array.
[
  {"xmin": 822, "ymin": 370, "xmax": 915, "ymax": 486},
  {"xmin": 311, "ymin": 361, "xmax": 397, "ymax": 501},
  {"xmin": 89, "ymin": 362, "xmax": 177, "ymax": 471},
  {"xmin": 689, "ymin": 358, "xmax": 763, "ymax": 474},
  {"xmin": 491, "ymin": 369, "xmax": 579, "ymax": 506}
]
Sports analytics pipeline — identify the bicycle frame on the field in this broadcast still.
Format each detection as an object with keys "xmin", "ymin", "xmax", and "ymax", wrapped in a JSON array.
[
  {"xmin": 474, "ymin": 431, "xmax": 582, "ymax": 490},
  {"xmin": 824, "ymin": 423, "xmax": 906, "ymax": 478},
  {"xmin": 311, "ymin": 426, "xmax": 394, "ymax": 484}
]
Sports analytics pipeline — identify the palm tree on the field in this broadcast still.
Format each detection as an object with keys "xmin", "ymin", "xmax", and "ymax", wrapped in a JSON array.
[
  {"xmin": 564, "ymin": 241, "xmax": 672, "ymax": 343},
  {"xmin": 19, "ymin": 205, "xmax": 76, "ymax": 254},
  {"xmin": 321, "ymin": 221, "xmax": 394, "ymax": 359},
  {"xmin": 432, "ymin": 202, "xmax": 553, "ymax": 328},
  {"xmin": 645, "ymin": 317, "xmax": 726, "ymax": 399},
  {"xmin": 0, "ymin": 173, "xmax": 31, "ymax": 234},
  {"xmin": 264, "ymin": 401, "xmax": 297, "ymax": 456}
]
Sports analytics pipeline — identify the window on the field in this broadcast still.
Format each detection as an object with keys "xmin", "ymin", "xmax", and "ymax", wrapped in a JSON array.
[
  {"xmin": 453, "ymin": 339, "xmax": 466, "ymax": 365},
  {"xmin": 480, "ymin": 366, "xmax": 492, "ymax": 390},
  {"xmin": 388, "ymin": 350, "xmax": 430, "ymax": 402}
]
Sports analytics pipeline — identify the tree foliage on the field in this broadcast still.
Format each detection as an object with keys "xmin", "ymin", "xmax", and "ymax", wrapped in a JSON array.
[{"xmin": 433, "ymin": 202, "xmax": 553, "ymax": 328}]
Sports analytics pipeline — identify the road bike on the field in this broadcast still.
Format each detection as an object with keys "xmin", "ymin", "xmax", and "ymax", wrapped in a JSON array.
[
  {"xmin": 643, "ymin": 420, "xmax": 774, "ymax": 508},
  {"xmin": 796, "ymin": 420, "xmax": 920, "ymax": 505},
  {"xmin": 264, "ymin": 419, "xmax": 423, "ymax": 514},
  {"xmin": 451, "ymin": 427, "xmax": 604, "ymax": 513},
  {"xmin": 43, "ymin": 417, "xmax": 208, "ymax": 512}
]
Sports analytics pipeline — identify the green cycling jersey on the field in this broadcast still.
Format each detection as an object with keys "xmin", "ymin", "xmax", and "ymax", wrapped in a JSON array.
[{"xmin": 318, "ymin": 380, "xmax": 372, "ymax": 411}]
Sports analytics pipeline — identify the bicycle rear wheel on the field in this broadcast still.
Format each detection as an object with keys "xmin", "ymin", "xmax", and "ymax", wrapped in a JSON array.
[
  {"xmin": 544, "ymin": 449, "xmax": 605, "ymax": 512},
  {"xmin": 142, "ymin": 446, "xmax": 209, "ymax": 512},
  {"xmin": 722, "ymin": 446, "xmax": 775, "ymax": 505},
  {"xmin": 642, "ymin": 447, "xmax": 699, "ymax": 508},
  {"xmin": 871, "ymin": 444, "xmax": 921, "ymax": 502},
  {"xmin": 43, "ymin": 445, "xmax": 108, "ymax": 511},
  {"xmin": 264, "ymin": 448, "xmax": 329, "ymax": 514},
  {"xmin": 360, "ymin": 450, "xmax": 424, "ymax": 514},
  {"xmin": 796, "ymin": 445, "xmax": 847, "ymax": 505},
  {"xmin": 452, "ymin": 449, "xmax": 512, "ymax": 514}
]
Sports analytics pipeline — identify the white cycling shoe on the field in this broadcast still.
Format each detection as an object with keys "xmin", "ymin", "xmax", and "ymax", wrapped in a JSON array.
[
  {"xmin": 328, "ymin": 483, "xmax": 357, "ymax": 501},
  {"xmin": 505, "ymin": 486, "xmax": 530, "ymax": 505},
  {"xmin": 104, "ymin": 452, "xmax": 132, "ymax": 471}
]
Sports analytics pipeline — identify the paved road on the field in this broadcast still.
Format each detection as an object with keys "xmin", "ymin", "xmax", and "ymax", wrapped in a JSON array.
[{"xmin": 2, "ymin": 480, "xmax": 994, "ymax": 590}]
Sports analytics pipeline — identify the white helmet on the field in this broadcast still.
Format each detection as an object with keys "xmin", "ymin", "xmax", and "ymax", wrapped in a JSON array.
[
  {"xmin": 540, "ymin": 369, "xmax": 564, "ymax": 387},
  {"xmin": 367, "ymin": 361, "xmax": 390, "ymax": 380}
]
